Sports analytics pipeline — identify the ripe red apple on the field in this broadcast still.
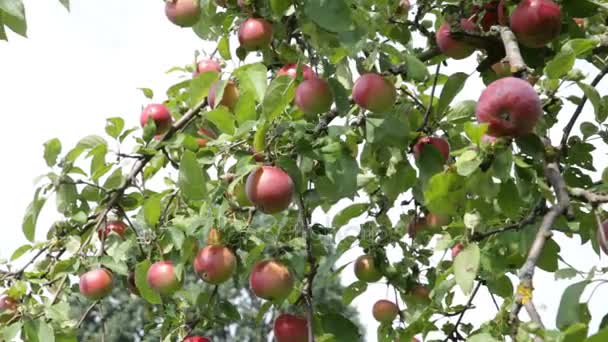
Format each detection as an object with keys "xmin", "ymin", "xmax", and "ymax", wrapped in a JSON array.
[
  {"xmin": 250, "ymin": 260, "xmax": 294, "ymax": 301},
  {"xmin": 278, "ymin": 63, "xmax": 317, "ymax": 80},
  {"xmin": 273, "ymin": 314, "xmax": 308, "ymax": 342},
  {"xmin": 208, "ymin": 81, "xmax": 240, "ymax": 111},
  {"xmin": 98, "ymin": 220, "xmax": 127, "ymax": 240},
  {"xmin": 147, "ymin": 261, "xmax": 181, "ymax": 295},
  {"xmin": 352, "ymin": 73, "xmax": 396, "ymax": 113},
  {"xmin": 372, "ymin": 299, "xmax": 399, "ymax": 323},
  {"xmin": 197, "ymin": 127, "xmax": 217, "ymax": 148},
  {"xmin": 451, "ymin": 243, "xmax": 465, "ymax": 258},
  {"xmin": 354, "ymin": 255, "xmax": 382, "ymax": 283},
  {"xmin": 472, "ymin": 1, "xmax": 502, "ymax": 31},
  {"xmin": 476, "ymin": 77, "xmax": 542, "ymax": 137},
  {"xmin": 194, "ymin": 59, "xmax": 221, "ymax": 76},
  {"xmin": 183, "ymin": 336, "xmax": 211, "ymax": 342},
  {"xmin": 598, "ymin": 220, "xmax": 608, "ymax": 254},
  {"xmin": 79, "ymin": 268, "xmax": 114, "ymax": 300},
  {"xmin": 165, "ymin": 0, "xmax": 201, "ymax": 27},
  {"xmin": 411, "ymin": 284, "xmax": 430, "ymax": 299},
  {"xmin": 295, "ymin": 78, "xmax": 334, "ymax": 115},
  {"xmin": 436, "ymin": 19, "xmax": 477, "ymax": 60},
  {"xmin": 0, "ymin": 295, "xmax": 18, "ymax": 312},
  {"xmin": 413, "ymin": 136, "xmax": 450, "ymax": 162},
  {"xmin": 510, "ymin": 0, "xmax": 562, "ymax": 48},
  {"xmin": 426, "ymin": 213, "xmax": 450, "ymax": 229},
  {"xmin": 193, "ymin": 245, "xmax": 236, "ymax": 285},
  {"xmin": 238, "ymin": 18, "xmax": 273, "ymax": 51},
  {"xmin": 245, "ymin": 166, "xmax": 294, "ymax": 214},
  {"xmin": 140, "ymin": 104, "xmax": 172, "ymax": 134}
]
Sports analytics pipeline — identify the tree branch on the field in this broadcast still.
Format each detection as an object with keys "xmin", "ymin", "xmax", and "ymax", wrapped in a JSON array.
[
  {"xmin": 418, "ymin": 62, "xmax": 441, "ymax": 132},
  {"xmin": 569, "ymin": 187, "xmax": 608, "ymax": 205},
  {"xmin": 496, "ymin": 26, "xmax": 529, "ymax": 75},
  {"xmin": 443, "ymin": 281, "xmax": 482, "ymax": 342},
  {"xmin": 472, "ymin": 200, "xmax": 546, "ymax": 241},
  {"xmin": 296, "ymin": 193, "xmax": 316, "ymax": 342}
]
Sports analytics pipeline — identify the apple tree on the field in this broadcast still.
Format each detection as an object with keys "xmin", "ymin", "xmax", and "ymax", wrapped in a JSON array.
[{"xmin": 2, "ymin": 0, "xmax": 608, "ymax": 341}]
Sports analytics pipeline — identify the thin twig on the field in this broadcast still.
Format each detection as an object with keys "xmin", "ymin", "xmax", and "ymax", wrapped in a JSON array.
[
  {"xmin": 443, "ymin": 281, "xmax": 482, "ymax": 342},
  {"xmin": 419, "ymin": 63, "xmax": 441, "ymax": 132},
  {"xmin": 472, "ymin": 200, "xmax": 545, "ymax": 241},
  {"xmin": 76, "ymin": 301, "xmax": 99, "ymax": 328}
]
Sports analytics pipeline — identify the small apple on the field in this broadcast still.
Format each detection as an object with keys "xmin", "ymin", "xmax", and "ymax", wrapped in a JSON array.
[
  {"xmin": 165, "ymin": 0, "xmax": 201, "ymax": 27},
  {"xmin": 79, "ymin": 268, "xmax": 114, "ymax": 300},
  {"xmin": 436, "ymin": 19, "xmax": 477, "ymax": 60},
  {"xmin": 0, "ymin": 295, "xmax": 18, "ymax": 312},
  {"xmin": 413, "ymin": 136, "xmax": 450, "ymax": 162},
  {"xmin": 451, "ymin": 243, "xmax": 465, "ymax": 258},
  {"xmin": 426, "ymin": 213, "xmax": 450, "ymax": 229},
  {"xmin": 147, "ymin": 261, "xmax": 181, "ymax": 295},
  {"xmin": 354, "ymin": 255, "xmax": 382, "ymax": 283},
  {"xmin": 372, "ymin": 299, "xmax": 399, "ymax": 323},
  {"xmin": 208, "ymin": 81, "xmax": 240, "ymax": 111},
  {"xmin": 183, "ymin": 336, "xmax": 211, "ymax": 342},
  {"xmin": 98, "ymin": 220, "xmax": 127, "ymax": 240},
  {"xmin": 476, "ymin": 77, "xmax": 542, "ymax": 137},
  {"xmin": 238, "ymin": 18, "xmax": 273, "ymax": 51},
  {"xmin": 141, "ymin": 104, "xmax": 172, "ymax": 135},
  {"xmin": 598, "ymin": 220, "xmax": 608, "ymax": 255},
  {"xmin": 273, "ymin": 313, "xmax": 308, "ymax": 342},
  {"xmin": 250, "ymin": 260, "xmax": 294, "ymax": 301},
  {"xmin": 352, "ymin": 73, "xmax": 396, "ymax": 113},
  {"xmin": 197, "ymin": 127, "xmax": 217, "ymax": 148},
  {"xmin": 278, "ymin": 63, "xmax": 317, "ymax": 80},
  {"xmin": 193, "ymin": 245, "xmax": 236, "ymax": 285},
  {"xmin": 411, "ymin": 284, "xmax": 430, "ymax": 299},
  {"xmin": 510, "ymin": 0, "xmax": 562, "ymax": 48},
  {"xmin": 246, "ymin": 166, "xmax": 294, "ymax": 214},
  {"xmin": 194, "ymin": 59, "xmax": 221, "ymax": 76},
  {"xmin": 295, "ymin": 78, "xmax": 334, "ymax": 115}
]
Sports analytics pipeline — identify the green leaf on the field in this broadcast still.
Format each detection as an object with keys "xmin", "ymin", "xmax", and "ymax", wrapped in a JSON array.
[
  {"xmin": 545, "ymin": 39, "xmax": 598, "ymax": 79},
  {"xmin": 218, "ymin": 36, "xmax": 231, "ymax": 60},
  {"xmin": 206, "ymin": 107, "xmax": 235, "ymax": 135},
  {"xmin": 463, "ymin": 122, "xmax": 488, "ymax": 145},
  {"xmin": 57, "ymin": 0, "xmax": 69, "ymax": 10},
  {"xmin": 178, "ymin": 150, "xmax": 206, "ymax": 201},
  {"xmin": 332, "ymin": 203, "xmax": 368, "ymax": 228},
  {"xmin": 262, "ymin": 75, "xmax": 296, "ymax": 120},
  {"xmin": 580, "ymin": 122, "xmax": 598, "ymax": 139},
  {"xmin": 103, "ymin": 168, "xmax": 123, "ymax": 189},
  {"xmin": 318, "ymin": 312, "xmax": 361, "ymax": 340},
  {"xmin": 43, "ymin": 138, "xmax": 62, "ymax": 167},
  {"xmin": 586, "ymin": 327, "xmax": 608, "ymax": 342},
  {"xmin": 304, "ymin": 0, "xmax": 353, "ymax": 33},
  {"xmin": 3, "ymin": 322, "xmax": 21, "ymax": 341},
  {"xmin": 342, "ymin": 281, "xmax": 367, "ymax": 305},
  {"xmin": 436, "ymin": 72, "xmax": 468, "ymax": 117},
  {"xmin": 134, "ymin": 260, "xmax": 162, "ymax": 304},
  {"xmin": 563, "ymin": 323, "xmax": 588, "ymax": 342},
  {"xmin": 555, "ymin": 268, "xmax": 578, "ymax": 280},
  {"xmin": 56, "ymin": 180, "xmax": 78, "ymax": 215},
  {"xmin": 10, "ymin": 244, "xmax": 31, "ymax": 261},
  {"xmin": 270, "ymin": 0, "xmax": 290, "ymax": 16},
  {"xmin": 105, "ymin": 117, "xmax": 125, "ymax": 139},
  {"xmin": 578, "ymin": 82, "xmax": 603, "ymax": 122},
  {"xmin": 455, "ymin": 150, "xmax": 482, "ymax": 177},
  {"xmin": 467, "ymin": 333, "xmax": 500, "ymax": 342},
  {"xmin": 233, "ymin": 63, "xmax": 268, "ymax": 103},
  {"xmin": 143, "ymin": 196, "xmax": 161, "ymax": 227},
  {"xmin": 446, "ymin": 100, "xmax": 476, "ymax": 123},
  {"xmin": 0, "ymin": 0, "xmax": 25, "ymax": 21},
  {"xmin": 424, "ymin": 172, "xmax": 466, "ymax": 216},
  {"xmin": 404, "ymin": 54, "xmax": 429, "ymax": 82},
  {"xmin": 234, "ymin": 92, "xmax": 257, "ymax": 124},
  {"xmin": 537, "ymin": 238, "xmax": 560, "ymax": 272},
  {"xmin": 190, "ymin": 71, "xmax": 219, "ymax": 107},
  {"xmin": 22, "ymin": 188, "xmax": 46, "ymax": 241},
  {"xmin": 453, "ymin": 244, "xmax": 480, "ymax": 294},
  {"xmin": 497, "ymin": 179, "xmax": 523, "ymax": 218},
  {"xmin": 557, "ymin": 281, "xmax": 589, "ymax": 330},
  {"xmin": 138, "ymin": 88, "xmax": 153, "ymax": 99}
]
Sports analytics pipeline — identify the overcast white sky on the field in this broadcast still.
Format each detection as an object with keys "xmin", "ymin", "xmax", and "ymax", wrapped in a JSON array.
[{"xmin": 1, "ymin": 1, "xmax": 608, "ymax": 341}]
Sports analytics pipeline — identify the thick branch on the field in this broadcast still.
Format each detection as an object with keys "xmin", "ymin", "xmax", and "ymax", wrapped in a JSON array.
[
  {"xmin": 497, "ymin": 26, "xmax": 529, "ymax": 74},
  {"xmin": 569, "ymin": 187, "xmax": 608, "ymax": 205}
]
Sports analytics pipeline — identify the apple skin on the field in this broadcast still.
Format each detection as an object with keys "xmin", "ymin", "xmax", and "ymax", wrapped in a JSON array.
[
  {"xmin": 194, "ymin": 59, "xmax": 221, "ymax": 76},
  {"xmin": 208, "ymin": 81, "xmax": 240, "ymax": 111},
  {"xmin": 193, "ymin": 245, "xmax": 236, "ymax": 285},
  {"xmin": 426, "ymin": 213, "xmax": 450, "ymax": 229},
  {"xmin": 0, "ymin": 295, "xmax": 18, "ymax": 312},
  {"xmin": 411, "ymin": 284, "xmax": 430, "ymax": 299},
  {"xmin": 238, "ymin": 18, "xmax": 273, "ymax": 51},
  {"xmin": 250, "ymin": 260, "xmax": 294, "ymax": 301},
  {"xmin": 510, "ymin": 0, "xmax": 562, "ymax": 48},
  {"xmin": 413, "ymin": 136, "xmax": 450, "ymax": 162},
  {"xmin": 598, "ymin": 220, "xmax": 608, "ymax": 254},
  {"xmin": 352, "ymin": 73, "xmax": 396, "ymax": 113},
  {"xmin": 354, "ymin": 255, "xmax": 382, "ymax": 283},
  {"xmin": 273, "ymin": 314, "xmax": 308, "ymax": 342},
  {"xmin": 140, "ymin": 104, "xmax": 172, "ymax": 134},
  {"xmin": 79, "ymin": 268, "xmax": 114, "ymax": 300},
  {"xmin": 147, "ymin": 261, "xmax": 181, "ymax": 295},
  {"xmin": 98, "ymin": 220, "xmax": 127, "ymax": 240},
  {"xmin": 183, "ymin": 336, "xmax": 211, "ymax": 342},
  {"xmin": 278, "ymin": 64, "xmax": 317, "ymax": 81},
  {"xmin": 451, "ymin": 243, "xmax": 465, "ymax": 258},
  {"xmin": 476, "ymin": 77, "xmax": 542, "ymax": 137},
  {"xmin": 295, "ymin": 78, "xmax": 334, "ymax": 115},
  {"xmin": 436, "ymin": 19, "xmax": 477, "ymax": 60},
  {"xmin": 472, "ymin": 1, "xmax": 502, "ymax": 31},
  {"xmin": 372, "ymin": 299, "xmax": 399, "ymax": 323},
  {"xmin": 197, "ymin": 127, "xmax": 217, "ymax": 148},
  {"xmin": 245, "ymin": 166, "xmax": 294, "ymax": 214},
  {"xmin": 165, "ymin": 0, "xmax": 201, "ymax": 27}
]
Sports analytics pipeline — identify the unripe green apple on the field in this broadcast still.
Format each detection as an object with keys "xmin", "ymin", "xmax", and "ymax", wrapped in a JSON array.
[{"xmin": 354, "ymin": 255, "xmax": 382, "ymax": 283}]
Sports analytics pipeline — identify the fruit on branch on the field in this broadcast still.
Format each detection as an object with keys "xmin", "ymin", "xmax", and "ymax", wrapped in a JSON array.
[
  {"xmin": 165, "ymin": 0, "xmax": 201, "ymax": 28},
  {"xmin": 194, "ymin": 59, "xmax": 221, "ymax": 76},
  {"xmin": 510, "ymin": 0, "xmax": 562, "ymax": 48},
  {"xmin": 140, "ymin": 104, "xmax": 173, "ymax": 134},
  {"xmin": 246, "ymin": 166, "xmax": 294, "ymax": 214},
  {"xmin": 208, "ymin": 81, "xmax": 240, "ymax": 111},
  {"xmin": 598, "ymin": 220, "xmax": 608, "ymax": 254},
  {"xmin": 451, "ymin": 243, "xmax": 464, "ymax": 258},
  {"xmin": 354, "ymin": 255, "xmax": 382, "ymax": 282},
  {"xmin": 573, "ymin": 18, "xmax": 585, "ymax": 29},
  {"xmin": 197, "ymin": 127, "xmax": 217, "ymax": 147},
  {"xmin": 147, "ymin": 261, "xmax": 181, "ymax": 295},
  {"xmin": 126, "ymin": 271, "xmax": 139, "ymax": 296},
  {"xmin": 79, "ymin": 268, "xmax": 114, "ymax": 300},
  {"xmin": 238, "ymin": 18, "xmax": 273, "ymax": 51},
  {"xmin": 372, "ymin": 299, "xmax": 399, "ymax": 323},
  {"xmin": 0, "ymin": 295, "xmax": 18, "ymax": 312},
  {"xmin": 425, "ymin": 213, "xmax": 450, "ymax": 229},
  {"xmin": 411, "ymin": 284, "xmax": 430, "ymax": 299},
  {"xmin": 491, "ymin": 61, "xmax": 512, "ymax": 78},
  {"xmin": 250, "ymin": 260, "xmax": 294, "ymax": 300},
  {"xmin": 183, "ymin": 336, "xmax": 211, "ymax": 342},
  {"xmin": 352, "ymin": 73, "xmax": 396, "ymax": 113},
  {"xmin": 193, "ymin": 245, "xmax": 236, "ymax": 284},
  {"xmin": 98, "ymin": 220, "xmax": 127, "ymax": 240},
  {"xmin": 273, "ymin": 313, "xmax": 308, "ymax": 342},
  {"xmin": 413, "ymin": 136, "xmax": 450, "ymax": 162},
  {"xmin": 436, "ymin": 19, "xmax": 477, "ymax": 60},
  {"xmin": 476, "ymin": 77, "xmax": 542, "ymax": 137},
  {"xmin": 278, "ymin": 63, "xmax": 317, "ymax": 80},
  {"xmin": 471, "ymin": 1, "xmax": 502, "ymax": 31},
  {"xmin": 396, "ymin": 0, "xmax": 410, "ymax": 16},
  {"xmin": 295, "ymin": 78, "xmax": 334, "ymax": 115}
]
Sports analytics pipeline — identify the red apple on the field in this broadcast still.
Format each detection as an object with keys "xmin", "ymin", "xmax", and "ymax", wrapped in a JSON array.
[
  {"xmin": 472, "ymin": 1, "xmax": 501, "ymax": 31},
  {"xmin": 197, "ymin": 127, "xmax": 217, "ymax": 148},
  {"xmin": 79, "ymin": 268, "xmax": 114, "ymax": 300},
  {"xmin": 246, "ymin": 166, "xmax": 294, "ymax": 214},
  {"xmin": 194, "ymin": 59, "xmax": 221, "ymax": 76},
  {"xmin": 250, "ymin": 260, "xmax": 294, "ymax": 301},
  {"xmin": 208, "ymin": 81, "xmax": 240, "ymax": 111},
  {"xmin": 411, "ymin": 284, "xmax": 430, "ymax": 299},
  {"xmin": 426, "ymin": 213, "xmax": 450, "ymax": 229},
  {"xmin": 510, "ymin": 0, "xmax": 562, "ymax": 48},
  {"xmin": 372, "ymin": 299, "xmax": 399, "ymax": 323},
  {"xmin": 140, "ymin": 104, "xmax": 172, "ymax": 134},
  {"xmin": 98, "ymin": 220, "xmax": 127, "ymax": 240},
  {"xmin": 238, "ymin": 18, "xmax": 273, "ymax": 51},
  {"xmin": 165, "ymin": 0, "xmax": 201, "ymax": 27},
  {"xmin": 278, "ymin": 64, "xmax": 317, "ymax": 80},
  {"xmin": 273, "ymin": 314, "xmax": 308, "ymax": 342},
  {"xmin": 0, "ymin": 295, "xmax": 18, "ymax": 312},
  {"xmin": 413, "ymin": 136, "xmax": 450, "ymax": 162},
  {"xmin": 295, "ymin": 78, "xmax": 334, "ymax": 115},
  {"xmin": 193, "ymin": 245, "xmax": 236, "ymax": 285},
  {"xmin": 352, "ymin": 73, "xmax": 396, "ymax": 113},
  {"xmin": 451, "ymin": 243, "xmax": 465, "ymax": 258},
  {"xmin": 598, "ymin": 220, "xmax": 608, "ymax": 254},
  {"xmin": 147, "ymin": 261, "xmax": 181, "ymax": 295},
  {"xmin": 354, "ymin": 255, "xmax": 382, "ymax": 283},
  {"xmin": 476, "ymin": 77, "xmax": 542, "ymax": 137},
  {"xmin": 436, "ymin": 19, "xmax": 477, "ymax": 60},
  {"xmin": 183, "ymin": 336, "xmax": 211, "ymax": 342}
]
